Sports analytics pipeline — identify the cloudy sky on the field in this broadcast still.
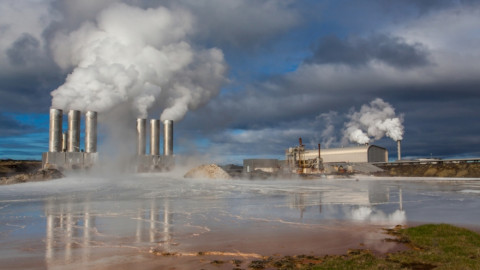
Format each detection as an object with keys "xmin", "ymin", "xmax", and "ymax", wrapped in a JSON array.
[{"xmin": 0, "ymin": 0, "xmax": 479, "ymax": 163}]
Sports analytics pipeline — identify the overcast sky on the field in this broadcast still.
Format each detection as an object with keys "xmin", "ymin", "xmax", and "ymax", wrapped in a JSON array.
[{"xmin": 0, "ymin": 0, "xmax": 479, "ymax": 163}]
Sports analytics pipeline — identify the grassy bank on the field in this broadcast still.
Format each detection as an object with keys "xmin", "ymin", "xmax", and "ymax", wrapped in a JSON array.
[{"xmin": 245, "ymin": 224, "xmax": 480, "ymax": 269}]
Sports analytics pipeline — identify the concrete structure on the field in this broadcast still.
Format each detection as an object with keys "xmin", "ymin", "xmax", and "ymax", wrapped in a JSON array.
[
  {"xmin": 135, "ymin": 119, "xmax": 175, "ymax": 172},
  {"xmin": 43, "ymin": 109, "xmax": 98, "ymax": 170},
  {"xmin": 243, "ymin": 159, "xmax": 280, "ymax": 173},
  {"xmin": 300, "ymin": 145, "xmax": 388, "ymax": 163}
]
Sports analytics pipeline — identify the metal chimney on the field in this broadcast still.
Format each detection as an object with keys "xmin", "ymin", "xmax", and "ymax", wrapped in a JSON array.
[
  {"xmin": 163, "ymin": 120, "xmax": 173, "ymax": 156},
  {"xmin": 48, "ymin": 108, "xmax": 63, "ymax": 152},
  {"xmin": 397, "ymin": 140, "xmax": 402, "ymax": 161},
  {"xmin": 150, "ymin": 119, "xmax": 160, "ymax": 156},
  {"xmin": 136, "ymin": 118, "xmax": 147, "ymax": 155},
  {"xmin": 85, "ymin": 111, "xmax": 97, "ymax": 153},
  {"xmin": 67, "ymin": 110, "xmax": 81, "ymax": 152}
]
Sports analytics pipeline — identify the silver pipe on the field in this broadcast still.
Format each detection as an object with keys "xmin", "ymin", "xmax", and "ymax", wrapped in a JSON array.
[
  {"xmin": 136, "ymin": 118, "xmax": 146, "ymax": 155},
  {"xmin": 62, "ymin": 132, "xmax": 68, "ymax": 152},
  {"xmin": 85, "ymin": 111, "xmax": 97, "ymax": 153},
  {"xmin": 67, "ymin": 110, "xmax": 81, "ymax": 152},
  {"xmin": 150, "ymin": 119, "xmax": 160, "ymax": 156},
  {"xmin": 48, "ymin": 108, "xmax": 63, "ymax": 152},
  {"xmin": 163, "ymin": 120, "xmax": 173, "ymax": 156},
  {"xmin": 397, "ymin": 140, "xmax": 401, "ymax": 161}
]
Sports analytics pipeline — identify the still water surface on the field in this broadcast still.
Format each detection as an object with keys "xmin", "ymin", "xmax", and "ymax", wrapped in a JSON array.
[{"xmin": 1, "ymin": 174, "xmax": 479, "ymax": 269}]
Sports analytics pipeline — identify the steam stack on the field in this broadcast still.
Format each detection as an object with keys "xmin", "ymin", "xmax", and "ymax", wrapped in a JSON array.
[
  {"xmin": 85, "ymin": 111, "xmax": 97, "ymax": 153},
  {"xmin": 397, "ymin": 140, "xmax": 402, "ymax": 161},
  {"xmin": 150, "ymin": 119, "xmax": 160, "ymax": 155},
  {"xmin": 163, "ymin": 120, "xmax": 173, "ymax": 156},
  {"xmin": 43, "ymin": 109, "xmax": 99, "ymax": 170},
  {"xmin": 67, "ymin": 110, "xmax": 81, "ymax": 152},
  {"xmin": 136, "ymin": 118, "xmax": 147, "ymax": 155},
  {"xmin": 48, "ymin": 108, "xmax": 63, "ymax": 152}
]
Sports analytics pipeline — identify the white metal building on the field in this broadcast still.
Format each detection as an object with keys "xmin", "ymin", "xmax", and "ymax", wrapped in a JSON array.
[{"xmin": 302, "ymin": 145, "xmax": 388, "ymax": 163}]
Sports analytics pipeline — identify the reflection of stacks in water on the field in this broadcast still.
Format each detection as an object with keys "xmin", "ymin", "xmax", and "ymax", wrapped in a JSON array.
[
  {"xmin": 134, "ymin": 198, "xmax": 173, "ymax": 249},
  {"xmin": 44, "ymin": 198, "xmax": 95, "ymax": 266}
]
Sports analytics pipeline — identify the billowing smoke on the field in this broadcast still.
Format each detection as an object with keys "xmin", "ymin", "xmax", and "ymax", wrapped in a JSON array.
[
  {"xmin": 50, "ymin": 3, "xmax": 227, "ymax": 121},
  {"xmin": 343, "ymin": 98, "xmax": 404, "ymax": 144}
]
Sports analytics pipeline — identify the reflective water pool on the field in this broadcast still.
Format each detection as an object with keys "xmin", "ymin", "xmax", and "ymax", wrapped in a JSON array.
[{"xmin": 1, "ymin": 174, "xmax": 479, "ymax": 269}]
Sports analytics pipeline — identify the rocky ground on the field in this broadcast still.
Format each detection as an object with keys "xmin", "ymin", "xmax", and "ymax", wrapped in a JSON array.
[
  {"xmin": 0, "ymin": 160, "xmax": 64, "ymax": 185},
  {"xmin": 375, "ymin": 162, "xmax": 480, "ymax": 178}
]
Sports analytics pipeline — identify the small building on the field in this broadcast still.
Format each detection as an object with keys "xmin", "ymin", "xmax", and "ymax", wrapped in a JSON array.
[
  {"xmin": 243, "ymin": 159, "xmax": 280, "ymax": 173},
  {"xmin": 301, "ymin": 145, "xmax": 388, "ymax": 163}
]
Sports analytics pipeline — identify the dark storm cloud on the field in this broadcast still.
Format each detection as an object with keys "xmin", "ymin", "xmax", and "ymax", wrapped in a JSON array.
[
  {"xmin": 6, "ymin": 33, "xmax": 41, "ymax": 66},
  {"xmin": 307, "ymin": 34, "xmax": 430, "ymax": 69}
]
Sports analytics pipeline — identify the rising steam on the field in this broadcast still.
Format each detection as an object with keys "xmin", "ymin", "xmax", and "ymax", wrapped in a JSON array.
[
  {"xmin": 50, "ymin": 3, "xmax": 227, "ymax": 121},
  {"xmin": 343, "ymin": 98, "xmax": 404, "ymax": 144}
]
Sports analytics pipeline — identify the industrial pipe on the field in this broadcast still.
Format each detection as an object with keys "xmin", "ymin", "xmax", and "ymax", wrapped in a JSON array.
[
  {"xmin": 62, "ymin": 132, "xmax": 68, "ymax": 152},
  {"xmin": 67, "ymin": 110, "xmax": 81, "ymax": 152},
  {"xmin": 150, "ymin": 119, "xmax": 160, "ymax": 156},
  {"xmin": 397, "ymin": 140, "xmax": 402, "ymax": 161},
  {"xmin": 163, "ymin": 120, "xmax": 173, "ymax": 156},
  {"xmin": 85, "ymin": 111, "xmax": 97, "ymax": 153},
  {"xmin": 136, "ymin": 118, "xmax": 146, "ymax": 155},
  {"xmin": 48, "ymin": 108, "xmax": 63, "ymax": 152}
]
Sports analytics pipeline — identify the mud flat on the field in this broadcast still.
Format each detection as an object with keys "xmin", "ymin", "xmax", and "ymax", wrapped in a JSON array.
[{"xmin": 376, "ymin": 163, "xmax": 480, "ymax": 178}]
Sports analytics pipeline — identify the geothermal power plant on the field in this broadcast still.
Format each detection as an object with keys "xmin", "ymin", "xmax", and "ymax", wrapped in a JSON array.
[{"xmin": 42, "ymin": 109, "xmax": 175, "ymax": 171}]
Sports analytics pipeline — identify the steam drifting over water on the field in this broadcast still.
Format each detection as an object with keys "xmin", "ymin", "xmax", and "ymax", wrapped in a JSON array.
[
  {"xmin": 50, "ymin": 3, "xmax": 227, "ymax": 121},
  {"xmin": 343, "ymin": 98, "xmax": 404, "ymax": 144}
]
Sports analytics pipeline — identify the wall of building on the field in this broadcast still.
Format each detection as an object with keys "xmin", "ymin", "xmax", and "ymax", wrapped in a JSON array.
[{"xmin": 302, "ymin": 145, "xmax": 387, "ymax": 163}]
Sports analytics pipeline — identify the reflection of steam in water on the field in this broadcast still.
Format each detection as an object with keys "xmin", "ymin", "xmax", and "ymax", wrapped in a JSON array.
[
  {"xmin": 288, "ymin": 184, "xmax": 405, "ymax": 224},
  {"xmin": 44, "ymin": 195, "xmax": 173, "ymax": 267},
  {"xmin": 45, "ymin": 197, "xmax": 95, "ymax": 266},
  {"xmin": 135, "ymin": 198, "xmax": 173, "ymax": 250}
]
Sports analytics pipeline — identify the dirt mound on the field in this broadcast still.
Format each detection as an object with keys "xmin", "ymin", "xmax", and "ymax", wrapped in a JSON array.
[
  {"xmin": 184, "ymin": 164, "xmax": 232, "ymax": 179},
  {"xmin": 1, "ymin": 168, "xmax": 64, "ymax": 185}
]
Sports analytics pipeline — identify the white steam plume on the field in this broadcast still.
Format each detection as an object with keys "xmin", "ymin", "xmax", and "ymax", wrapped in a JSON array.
[
  {"xmin": 343, "ymin": 98, "xmax": 404, "ymax": 144},
  {"xmin": 50, "ymin": 3, "xmax": 227, "ymax": 120}
]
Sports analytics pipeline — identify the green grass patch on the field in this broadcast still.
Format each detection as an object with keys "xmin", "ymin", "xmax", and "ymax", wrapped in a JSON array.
[{"xmin": 251, "ymin": 224, "xmax": 480, "ymax": 270}]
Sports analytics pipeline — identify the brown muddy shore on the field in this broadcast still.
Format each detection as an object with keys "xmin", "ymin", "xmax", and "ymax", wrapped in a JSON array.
[{"xmin": 0, "ymin": 160, "xmax": 63, "ymax": 185}]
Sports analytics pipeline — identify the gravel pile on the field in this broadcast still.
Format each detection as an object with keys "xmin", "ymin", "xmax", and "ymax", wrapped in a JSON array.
[{"xmin": 184, "ymin": 164, "xmax": 232, "ymax": 179}]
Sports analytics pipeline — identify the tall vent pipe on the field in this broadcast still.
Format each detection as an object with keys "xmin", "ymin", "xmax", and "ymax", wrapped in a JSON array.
[
  {"xmin": 67, "ymin": 110, "xmax": 81, "ymax": 152},
  {"xmin": 62, "ymin": 132, "xmax": 68, "ymax": 152},
  {"xmin": 85, "ymin": 111, "xmax": 97, "ymax": 153},
  {"xmin": 163, "ymin": 120, "xmax": 173, "ymax": 156},
  {"xmin": 136, "ymin": 118, "xmax": 147, "ymax": 155},
  {"xmin": 150, "ymin": 119, "xmax": 160, "ymax": 156},
  {"xmin": 397, "ymin": 140, "xmax": 402, "ymax": 161},
  {"xmin": 48, "ymin": 108, "xmax": 63, "ymax": 152}
]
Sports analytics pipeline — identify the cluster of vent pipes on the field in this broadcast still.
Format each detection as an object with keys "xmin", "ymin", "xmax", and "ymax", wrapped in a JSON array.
[
  {"xmin": 49, "ymin": 108, "xmax": 97, "ymax": 153},
  {"xmin": 136, "ymin": 118, "xmax": 173, "ymax": 157}
]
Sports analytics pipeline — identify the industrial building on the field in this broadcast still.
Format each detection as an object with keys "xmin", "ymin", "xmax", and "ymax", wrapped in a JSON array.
[
  {"xmin": 42, "ymin": 109, "xmax": 175, "ymax": 171},
  {"xmin": 42, "ymin": 109, "xmax": 98, "ymax": 170},
  {"xmin": 301, "ymin": 145, "xmax": 388, "ymax": 163}
]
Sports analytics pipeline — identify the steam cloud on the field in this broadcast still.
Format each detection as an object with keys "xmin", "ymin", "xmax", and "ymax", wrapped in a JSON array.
[
  {"xmin": 50, "ymin": 3, "xmax": 227, "ymax": 121},
  {"xmin": 343, "ymin": 98, "xmax": 404, "ymax": 144}
]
